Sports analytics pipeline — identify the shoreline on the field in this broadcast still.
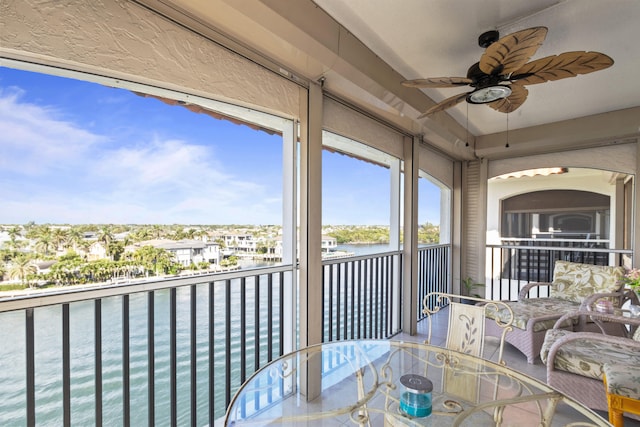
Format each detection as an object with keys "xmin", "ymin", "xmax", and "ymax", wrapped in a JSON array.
[{"xmin": 0, "ymin": 266, "xmax": 242, "ymax": 301}]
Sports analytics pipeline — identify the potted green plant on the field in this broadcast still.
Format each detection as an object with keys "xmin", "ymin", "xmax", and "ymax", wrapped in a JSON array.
[
  {"xmin": 461, "ymin": 277, "xmax": 485, "ymax": 304},
  {"xmin": 622, "ymin": 268, "xmax": 640, "ymax": 309}
]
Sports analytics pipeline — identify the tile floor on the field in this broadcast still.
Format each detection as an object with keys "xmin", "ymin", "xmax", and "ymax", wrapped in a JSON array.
[{"xmin": 392, "ymin": 309, "xmax": 640, "ymax": 426}]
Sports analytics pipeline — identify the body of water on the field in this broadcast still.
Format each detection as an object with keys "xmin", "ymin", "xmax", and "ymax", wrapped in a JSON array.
[{"xmin": 0, "ymin": 280, "xmax": 284, "ymax": 426}]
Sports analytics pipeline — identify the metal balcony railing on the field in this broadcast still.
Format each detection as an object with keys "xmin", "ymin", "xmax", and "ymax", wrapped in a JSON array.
[
  {"xmin": 486, "ymin": 239, "xmax": 633, "ymax": 300},
  {"xmin": 0, "ymin": 246, "xmax": 455, "ymax": 425},
  {"xmin": 321, "ymin": 251, "xmax": 403, "ymax": 342},
  {"xmin": 0, "ymin": 267, "xmax": 294, "ymax": 426},
  {"xmin": 416, "ymin": 244, "xmax": 451, "ymax": 320}
]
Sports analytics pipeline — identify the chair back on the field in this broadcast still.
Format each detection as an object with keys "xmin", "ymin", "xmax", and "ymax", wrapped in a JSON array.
[
  {"xmin": 422, "ymin": 292, "xmax": 515, "ymax": 405},
  {"xmin": 445, "ymin": 301, "xmax": 486, "ymax": 357},
  {"xmin": 422, "ymin": 292, "xmax": 514, "ymax": 364}
]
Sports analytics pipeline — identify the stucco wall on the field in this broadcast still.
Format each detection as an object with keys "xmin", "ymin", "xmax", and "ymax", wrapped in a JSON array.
[
  {"xmin": 486, "ymin": 169, "xmax": 618, "ymax": 245},
  {"xmin": 0, "ymin": 0, "xmax": 300, "ymax": 118},
  {"xmin": 488, "ymin": 143, "xmax": 637, "ymax": 178}
]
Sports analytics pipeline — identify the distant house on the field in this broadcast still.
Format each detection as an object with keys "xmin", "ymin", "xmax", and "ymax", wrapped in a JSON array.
[
  {"xmin": 87, "ymin": 242, "xmax": 108, "ymax": 261},
  {"xmin": 35, "ymin": 260, "xmax": 57, "ymax": 275},
  {"xmin": 271, "ymin": 234, "xmax": 338, "ymax": 259},
  {"xmin": 125, "ymin": 239, "xmax": 220, "ymax": 267},
  {"xmin": 321, "ymin": 235, "xmax": 338, "ymax": 252},
  {"xmin": 214, "ymin": 233, "xmax": 257, "ymax": 254}
]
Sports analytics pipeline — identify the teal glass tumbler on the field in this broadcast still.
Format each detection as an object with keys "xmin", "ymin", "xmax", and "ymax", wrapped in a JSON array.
[{"xmin": 399, "ymin": 374, "xmax": 433, "ymax": 417}]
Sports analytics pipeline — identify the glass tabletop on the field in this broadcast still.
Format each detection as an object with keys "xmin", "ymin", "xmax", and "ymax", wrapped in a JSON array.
[{"xmin": 225, "ymin": 340, "xmax": 609, "ymax": 426}]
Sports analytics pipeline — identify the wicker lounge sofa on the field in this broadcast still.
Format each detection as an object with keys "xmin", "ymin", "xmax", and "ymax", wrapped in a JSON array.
[
  {"xmin": 485, "ymin": 260, "xmax": 626, "ymax": 363},
  {"xmin": 541, "ymin": 310, "xmax": 640, "ymax": 413}
]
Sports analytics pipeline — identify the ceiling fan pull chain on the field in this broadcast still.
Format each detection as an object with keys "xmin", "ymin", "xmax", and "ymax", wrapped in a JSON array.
[
  {"xmin": 466, "ymin": 103, "xmax": 469, "ymax": 147},
  {"xmin": 505, "ymin": 113, "xmax": 510, "ymax": 148}
]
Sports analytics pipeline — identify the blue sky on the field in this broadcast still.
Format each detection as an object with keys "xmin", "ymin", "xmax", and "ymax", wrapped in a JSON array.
[{"xmin": 0, "ymin": 66, "xmax": 440, "ymax": 226}]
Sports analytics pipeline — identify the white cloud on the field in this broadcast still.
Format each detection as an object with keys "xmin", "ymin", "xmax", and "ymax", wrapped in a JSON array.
[
  {"xmin": 0, "ymin": 89, "xmax": 282, "ymax": 224},
  {"xmin": 0, "ymin": 88, "xmax": 105, "ymax": 176}
]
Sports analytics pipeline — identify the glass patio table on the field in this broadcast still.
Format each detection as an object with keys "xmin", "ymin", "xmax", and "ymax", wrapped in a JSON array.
[{"xmin": 224, "ymin": 340, "xmax": 609, "ymax": 426}]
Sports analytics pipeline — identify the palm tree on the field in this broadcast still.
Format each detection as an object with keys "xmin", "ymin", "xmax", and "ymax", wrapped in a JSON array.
[
  {"xmin": 7, "ymin": 225, "xmax": 22, "ymax": 242},
  {"xmin": 151, "ymin": 225, "xmax": 163, "ymax": 239},
  {"xmin": 66, "ymin": 227, "xmax": 85, "ymax": 252},
  {"xmin": 130, "ymin": 227, "xmax": 152, "ymax": 242},
  {"xmin": 130, "ymin": 245, "xmax": 175, "ymax": 276},
  {"xmin": 97, "ymin": 226, "xmax": 115, "ymax": 260},
  {"xmin": 51, "ymin": 228, "xmax": 68, "ymax": 253},
  {"xmin": 8, "ymin": 256, "xmax": 38, "ymax": 288},
  {"xmin": 34, "ymin": 234, "xmax": 53, "ymax": 257}
]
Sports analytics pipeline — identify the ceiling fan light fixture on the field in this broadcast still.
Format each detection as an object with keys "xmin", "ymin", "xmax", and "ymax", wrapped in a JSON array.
[
  {"xmin": 403, "ymin": 26, "xmax": 613, "ymax": 117},
  {"xmin": 467, "ymin": 85, "xmax": 512, "ymax": 104}
]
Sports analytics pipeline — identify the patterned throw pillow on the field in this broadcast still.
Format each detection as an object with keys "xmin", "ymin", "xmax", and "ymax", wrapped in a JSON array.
[{"xmin": 550, "ymin": 260, "xmax": 625, "ymax": 303}]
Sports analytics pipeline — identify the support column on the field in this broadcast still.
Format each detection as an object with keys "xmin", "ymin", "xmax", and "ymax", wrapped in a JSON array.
[
  {"xmin": 299, "ymin": 82, "xmax": 323, "ymax": 399},
  {"xmin": 634, "ymin": 140, "xmax": 640, "ymax": 268},
  {"xmin": 282, "ymin": 117, "xmax": 297, "ymax": 357},
  {"xmin": 452, "ymin": 161, "xmax": 462, "ymax": 294},
  {"xmin": 402, "ymin": 136, "xmax": 419, "ymax": 335},
  {"xmin": 614, "ymin": 177, "xmax": 624, "ymax": 266}
]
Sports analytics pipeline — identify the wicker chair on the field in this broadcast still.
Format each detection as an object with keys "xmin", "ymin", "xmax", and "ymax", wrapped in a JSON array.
[
  {"xmin": 484, "ymin": 260, "xmax": 627, "ymax": 363},
  {"xmin": 540, "ymin": 310, "xmax": 640, "ymax": 413}
]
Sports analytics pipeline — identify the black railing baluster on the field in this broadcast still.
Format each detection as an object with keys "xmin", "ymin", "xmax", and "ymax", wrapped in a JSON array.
[
  {"xmin": 95, "ymin": 300, "xmax": 103, "ymax": 427},
  {"xmin": 147, "ymin": 292, "xmax": 154, "ymax": 427},
  {"xmin": 267, "ymin": 274, "xmax": 273, "ymax": 362},
  {"xmin": 190, "ymin": 285, "xmax": 197, "ymax": 427},
  {"xmin": 336, "ymin": 263, "xmax": 341, "ymax": 340},
  {"xmin": 384, "ymin": 257, "xmax": 394, "ymax": 337},
  {"xmin": 368, "ymin": 259, "xmax": 373, "ymax": 338},
  {"xmin": 357, "ymin": 260, "xmax": 362, "ymax": 339},
  {"xmin": 375, "ymin": 257, "xmax": 380, "ymax": 338},
  {"xmin": 225, "ymin": 279, "xmax": 232, "ymax": 407},
  {"xmin": 278, "ymin": 272, "xmax": 284, "ymax": 357},
  {"xmin": 266, "ymin": 274, "xmax": 274, "ymax": 405},
  {"xmin": 208, "ymin": 283, "xmax": 214, "ymax": 427},
  {"xmin": 489, "ymin": 248, "xmax": 495, "ymax": 299},
  {"xmin": 240, "ymin": 277, "xmax": 247, "ymax": 384},
  {"xmin": 327, "ymin": 264, "xmax": 335, "ymax": 342},
  {"xmin": 508, "ymin": 249, "xmax": 514, "ymax": 300},
  {"xmin": 350, "ymin": 261, "xmax": 355, "ymax": 339},
  {"xmin": 416, "ymin": 251, "xmax": 422, "ymax": 319},
  {"xmin": 500, "ymin": 248, "xmax": 505, "ymax": 300},
  {"xmin": 254, "ymin": 275, "xmax": 260, "ymax": 373},
  {"xmin": 321, "ymin": 266, "xmax": 326, "ymax": 342},
  {"xmin": 26, "ymin": 308, "xmax": 35, "ymax": 427},
  {"xmin": 170, "ymin": 288, "xmax": 177, "ymax": 427},
  {"xmin": 63, "ymin": 304, "xmax": 71, "ymax": 427},
  {"xmin": 122, "ymin": 296, "xmax": 130, "ymax": 427},
  {"xmin": 342, "ymin": 263, "xmax": 348, "ymax": 340}
]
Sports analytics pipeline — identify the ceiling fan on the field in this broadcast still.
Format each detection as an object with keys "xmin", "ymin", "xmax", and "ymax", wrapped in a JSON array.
[{"xmin": 402, "ymin": 27, "xmax": 613, "ymax": 118}]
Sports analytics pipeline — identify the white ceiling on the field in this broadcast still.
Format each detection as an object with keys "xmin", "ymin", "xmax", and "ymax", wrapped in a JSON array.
[{"xmin": 313, "ymin": 0, "xmax": 640, "ymax": 136}]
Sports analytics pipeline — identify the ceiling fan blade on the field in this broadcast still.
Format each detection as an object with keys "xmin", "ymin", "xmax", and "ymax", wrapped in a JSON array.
[
  {"xmin": 479, "ymin": 27, "xmax": 548, "ymax": 75},
  {"xmin": 419, "ymin": 92, "xmax": 470, "ymax": 118},
  {"xmin": 510, "ymin": 51, "xmax": 614, "ymax": 85},
  {"xmin": 487, "ymin": 84, "xmax": 528, "ymax": 113},
  {"xmin": 402, "ymin": 77, "xmax": 473, "ymax": 88}
]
